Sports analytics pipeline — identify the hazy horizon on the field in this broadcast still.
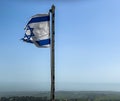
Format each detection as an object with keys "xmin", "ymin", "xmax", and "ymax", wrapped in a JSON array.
[{"xmin": 1, "ymin": 83, "xmax": 120, "ymax": 92}]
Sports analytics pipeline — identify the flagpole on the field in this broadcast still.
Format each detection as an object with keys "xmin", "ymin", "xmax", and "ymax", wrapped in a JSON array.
[{"xmin": 50, "ymin": 5, "xmax": 55, "ymax": 101}]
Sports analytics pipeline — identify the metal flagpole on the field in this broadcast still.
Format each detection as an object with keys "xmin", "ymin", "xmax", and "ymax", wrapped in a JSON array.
[{"xmin": 50, "ymin": 5, "xmax": 55, "ymax": 101}]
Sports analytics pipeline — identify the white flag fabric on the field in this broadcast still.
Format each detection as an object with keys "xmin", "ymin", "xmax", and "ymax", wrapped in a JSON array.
[{"xmin": 22, "ymin": 14, "xmax": 50, "ymax": 48}]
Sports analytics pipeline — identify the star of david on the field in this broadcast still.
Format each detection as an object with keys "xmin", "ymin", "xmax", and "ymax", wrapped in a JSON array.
[{"xmin": 23, "ymin": 26, "xmax": 35, "ymax": 43}]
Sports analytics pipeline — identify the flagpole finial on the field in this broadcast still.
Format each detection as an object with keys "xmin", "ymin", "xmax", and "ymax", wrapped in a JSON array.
[
  {"xmin": 49, "ymin": 5, "xmax": 55, "ymax": 13},
  {"xmin": 52, "ymin": 5, "xmax": 55, "ymax": 12},
  {"xmin": 52, "ymin": 4, "xmax": 55, "ymax": 8}
]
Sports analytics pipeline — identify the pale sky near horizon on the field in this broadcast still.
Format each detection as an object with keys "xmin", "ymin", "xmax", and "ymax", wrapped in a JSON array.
[{"xmin": 0, "ymin": 0, "xmax": 120, "ymax": 91}]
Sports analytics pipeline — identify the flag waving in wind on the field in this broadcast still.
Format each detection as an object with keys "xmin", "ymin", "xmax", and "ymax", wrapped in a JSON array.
[
  {"xmin": 22, "ymin": 5, "xmax": 55, "ymax": 101},
  {"xmin": 22, "ymin": 14, "xmax": 50, "ymax": 48}
]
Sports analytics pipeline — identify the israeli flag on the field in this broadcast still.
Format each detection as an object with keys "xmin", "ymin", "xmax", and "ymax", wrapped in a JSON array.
[{"xmin": 22, "ymin": 14, "xmax": 50, "ymax": 48}]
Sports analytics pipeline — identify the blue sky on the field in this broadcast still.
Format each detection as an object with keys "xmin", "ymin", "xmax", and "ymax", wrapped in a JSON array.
[{"xmin": 0, "ymin": 0, "xmax": 120, "ymax": 91}]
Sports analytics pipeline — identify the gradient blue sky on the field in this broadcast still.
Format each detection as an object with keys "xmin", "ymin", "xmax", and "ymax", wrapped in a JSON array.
[{"xmin": 0, "ymin": 0, "xmax": 120, "ymax": 91}]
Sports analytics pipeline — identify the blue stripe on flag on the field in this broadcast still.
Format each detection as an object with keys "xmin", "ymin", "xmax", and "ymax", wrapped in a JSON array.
[
  {"xmin": 36, "ymin": 39, "xmax": 50, "ymax": 46},
  {"xmin": 28, "ymin": 16, "xmax": 50, "ymax": 24}
]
